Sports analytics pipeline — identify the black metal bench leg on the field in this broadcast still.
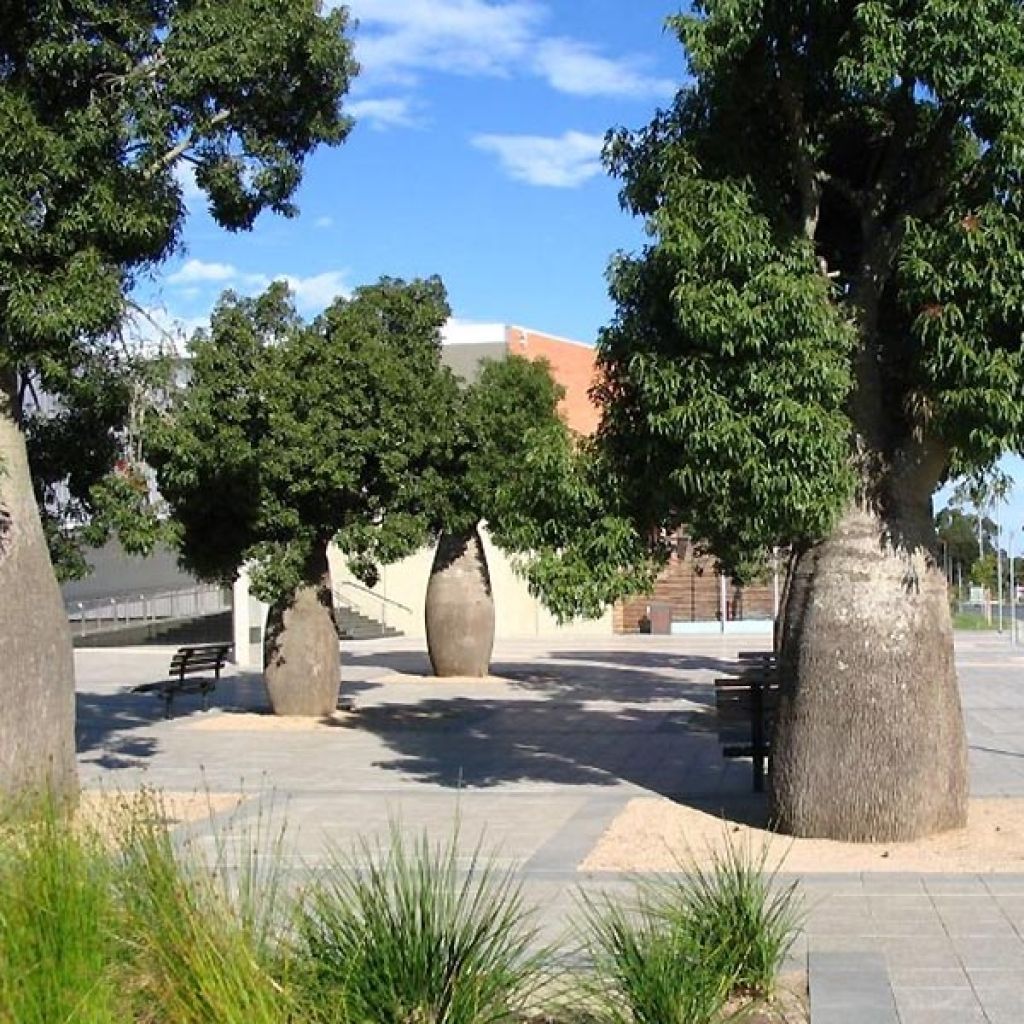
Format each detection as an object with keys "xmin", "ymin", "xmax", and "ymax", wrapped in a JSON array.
[{"xmin": 752, "ymin": 677, "xmax": 765, "ymax": 792}]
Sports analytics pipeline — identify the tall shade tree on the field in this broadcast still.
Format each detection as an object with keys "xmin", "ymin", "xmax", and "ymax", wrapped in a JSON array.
[
  {"xmin": 424, "ymin": 356, "xmax": 567, "ymax": 677},
  {"xmin": 590, "ymin": 2, "xmax": 1024, "ymax": 841},
  {"xmin": 0, "ymin": 0, "xmax": 356, "ymax": 794},
  {"xmin": 149, "ymin": 279, "xmax": 458, "ymax": 715}
]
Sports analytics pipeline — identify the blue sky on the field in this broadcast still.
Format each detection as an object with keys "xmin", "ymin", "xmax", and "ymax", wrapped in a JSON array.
[
  {"xmin": 135, "ymin": 0, "xmax": 1024, "ymax": 533},
  {"xmin": 139, "ymin": 0, "xmax": 685, "ymax": 347}
]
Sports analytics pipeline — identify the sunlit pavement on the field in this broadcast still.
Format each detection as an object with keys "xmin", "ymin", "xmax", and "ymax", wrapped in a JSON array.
[{"xmin": 75, "ymin": 631, "xmax": 1024, "ymax": 1023}]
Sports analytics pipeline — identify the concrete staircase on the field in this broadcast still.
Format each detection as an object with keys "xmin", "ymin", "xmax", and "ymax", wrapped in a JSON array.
[{"xmin": 332, "ymin": 605, "xmax": 402, "ymax": 641}]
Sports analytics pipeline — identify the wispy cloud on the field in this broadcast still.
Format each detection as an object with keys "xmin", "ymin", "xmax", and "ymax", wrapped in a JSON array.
[
  {"xmin": 276, "ymin": 271, "xmax": 351, "ymax": 312},
  {"xmin": 164, "ymin": 259, "xmax": 350, "ymax": 315},
  {"xmin": 173, "ymin": 163, "xmax": 203, "ymax": 207},
  {"xmin": 345, "ymin": 0, "xmax": 542, "ymax": 83},
  {"xmin": 472, "ymin": 130, "xmax": 605, "ymax": 188},
  {"xmin": 340, "ymin": 0, "xmax": 675, "ymax": 123},
  {"xmin": 166, "ymin": 259, "xmax": 241, "ymax": 285},
  {"xmin": 348, "ymin": 96, "xmax": 422, "ymax": 130},
  {"xmin": 533, "ymin": 38, "xmax": 675, "ymax": 99},
  {"xmin": 313, "ymin": 215, "xmax": 335, "ymax": 230}
]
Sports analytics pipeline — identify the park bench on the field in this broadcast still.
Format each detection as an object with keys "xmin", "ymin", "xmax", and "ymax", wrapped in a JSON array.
[
  {"xmin": 132, "ymin": 642, "xmax": 231, "ymax": 718},
  {"xmin": 714, "ymin": 651, "xmax": 780, "ymax": 792}
]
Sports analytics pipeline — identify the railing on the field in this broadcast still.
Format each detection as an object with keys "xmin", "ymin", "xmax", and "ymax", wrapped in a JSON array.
[
  {"xmin": 65, "ymin": 583, "xmax": 230, "ymax": 635},
  {"xmin": 332, "ymin": 580, "xmax": 411, "ymax": 632}
]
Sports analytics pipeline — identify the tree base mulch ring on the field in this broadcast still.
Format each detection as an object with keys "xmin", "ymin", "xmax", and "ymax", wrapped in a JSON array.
[{"xmin": 581, "ymin": 796, "xmax": 1024, "ymax": 873}]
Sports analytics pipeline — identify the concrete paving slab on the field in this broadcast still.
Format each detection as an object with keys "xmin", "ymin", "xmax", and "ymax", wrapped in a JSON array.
[{"xmin": 73, "ymin": 632, "xmax": 1024, "ymax": 1022}]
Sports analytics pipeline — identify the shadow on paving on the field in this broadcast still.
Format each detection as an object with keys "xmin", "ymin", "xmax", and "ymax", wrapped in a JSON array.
[
  {"xmin": 77, "ymin": 647, "xmax": 768, "ymax": 827},
  {"xmin": 341, "ymin": 647, "xmax": 736, "ymax": 703},
  {"xmin": 337, "ymin": 691, "xmax": 759, "ymax": 804}
]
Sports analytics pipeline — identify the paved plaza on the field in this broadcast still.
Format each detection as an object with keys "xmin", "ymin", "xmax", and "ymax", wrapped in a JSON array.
[{"xmin": 76, "ymin": 630, "xmax": 1024, "ymax": 1024}]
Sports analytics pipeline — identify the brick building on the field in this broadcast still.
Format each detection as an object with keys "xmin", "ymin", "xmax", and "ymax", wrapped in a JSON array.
[{"xmin": 436, "ymin": 321, "xmax": 779, "ymax": 637}]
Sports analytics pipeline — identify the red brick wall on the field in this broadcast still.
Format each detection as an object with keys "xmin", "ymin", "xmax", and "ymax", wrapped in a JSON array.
[{"xmin": 504, "ymin": 327, "xmax": 600, "ymax": 436}]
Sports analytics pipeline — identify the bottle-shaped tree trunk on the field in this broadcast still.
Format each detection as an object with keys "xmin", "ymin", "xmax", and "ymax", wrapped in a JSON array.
[
  {"xmin": 0, "ymin": 373, "xmax": 77, "ymax": 799},
  {"xmin": 770, "ymin": 499, "xmax": 968, "ymax": 841},
  {"xmin": 425, "ymin": 526, "xmax": 495, "ymax": 677},
  {"xmin": 263, "ymin": 540, "xmax": 340, "ymax": 716}
]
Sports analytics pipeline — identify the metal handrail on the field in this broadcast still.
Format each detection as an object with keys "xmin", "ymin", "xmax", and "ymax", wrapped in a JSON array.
[
  {"xmin": 333, "ymin": 579, "xmax": 412, "ymax": 614},
  {"xmin": 65, "ymin": 583, "xmax": 229, "ymax": 634}
]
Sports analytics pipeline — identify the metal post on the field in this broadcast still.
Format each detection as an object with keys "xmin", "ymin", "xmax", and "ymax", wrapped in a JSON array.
[
  {"xmin": 998, "ymin": 501, "xmax": 1004, "ymax": 633},
  {"xmin": 1010, "ymin": 531, "xmax": 1016, "ymax": 645},
  {"xmin": 772, "ymin": 546, "xmax": 780, "ymax": 620},
  {"xmin": 718, "ymin": 572, "xmax": 728, "ymax": 634}
]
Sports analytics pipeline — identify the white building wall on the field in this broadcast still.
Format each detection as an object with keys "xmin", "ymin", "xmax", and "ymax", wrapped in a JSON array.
[{"xmin": 328, "ymin": 527, "xmax": 612, "ymax": 639}]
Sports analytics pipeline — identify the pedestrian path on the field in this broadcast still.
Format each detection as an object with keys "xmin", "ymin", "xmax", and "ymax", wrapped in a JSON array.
[{"xmin": 75, "ymin": 630, "xmax": 1024, "ymax": 1023}]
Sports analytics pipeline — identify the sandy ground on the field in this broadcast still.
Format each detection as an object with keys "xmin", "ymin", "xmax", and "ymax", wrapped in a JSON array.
[
  {"xmin": 581, "ymin": 797, "xmax": 1024, "ymax": 873},
  {"xmin": 78, "ymin": 789, "xmax": 245, "ymax": 826},
  {"xmin": 371, "ymin": 673, "xmax": 515, "ymax": 685},
  {"xmin": 186, "ymin": 710, "xmax": 353, "ymax": 731}
]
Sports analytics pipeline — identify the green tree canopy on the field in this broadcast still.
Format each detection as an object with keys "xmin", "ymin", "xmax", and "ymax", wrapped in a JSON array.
[
  {"xmin": 148, "ymin": 277, "xmax": 458, "ymax": 603},
  {"xmin": 437, "ymin": 355, "xmax": 568, "ymax": 537},
  {"xmin": 936, "ymin": 505, "xmax": 995, "ymax": 565},
  {"xmin": 588, "ymin": 1, "xmax": 1024, "ymax": 576},
  {"xmin": 1, "ymin": 0, "xmax": 356, "ymax": 573},
  {"xmin": 517, "ymin": 1, "xmax": 1024, "ymax": 841},
  {"xmin": 0, "ymin": 0, "xmax": 356, "ymax": 793}
]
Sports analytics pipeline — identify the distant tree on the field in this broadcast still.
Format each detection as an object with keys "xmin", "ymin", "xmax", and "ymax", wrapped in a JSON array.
[
  {"xmin": 935, "ymin": 506, "xmax": 995, "ymax": 568},
  {"xmin": 530, "ymin": 2, "xmax": 1024, "ymax": 841},
  {"xmin": 951, "ymin": 470, "xmax": 1013, "ymax": 559},
  {"xmin": 970, "ymin": 553, "xmax": 998, "ymax": 594},
  {"xmin": 149, "ymin": 279, "xmax": 458, "ymax": 715},
  {"xmin": 0, "ymin": 1, "xmax": 355, "ymax": 796},
  {"xmin": 423, "ymin": 356, "xmax": 568, "ymax": 677}
]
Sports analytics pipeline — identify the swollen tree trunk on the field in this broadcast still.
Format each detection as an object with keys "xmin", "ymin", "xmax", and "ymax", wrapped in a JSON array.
[
  {"xmin": 263, "ymin": 540, "xmax": 340, "ymax": 716},
  {"xmin": 425, "ymin": 526, "xmax": 495, "ymax": 677},
  {"xmin": 0, "ymin": 374, "xmax": 77, "ymax": 799},
  {"xmin": 770, "ymin": 499, "xmax": 968, "ymax": 841}
]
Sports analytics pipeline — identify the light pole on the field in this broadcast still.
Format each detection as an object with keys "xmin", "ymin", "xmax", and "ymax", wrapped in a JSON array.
[
  {"xmin": 997, "ymin": 499, "xmax": 1005, "ymax": 633},
  {"xmin": 1011, "ymin": 529, "xmax": 1018, "ymax": 645}
]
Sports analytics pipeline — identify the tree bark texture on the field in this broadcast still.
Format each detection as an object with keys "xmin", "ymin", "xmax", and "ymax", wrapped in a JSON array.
[
  {"xmin": 770, "ymin": 502, "xmax": 968, "ymax": 841},
  {"xmin": 0, "ymin": 376, "xmax": 77, "ymax": 799},
  {"xmin": 263, "ymin": 541, "xmax": 340, "ymax": 716},
  {"xmin": 425, "ymin": 526, "xmax": 495, "ymax": 677}
]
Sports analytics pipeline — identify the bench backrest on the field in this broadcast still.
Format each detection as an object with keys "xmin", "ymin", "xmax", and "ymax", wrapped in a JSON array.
[{"xmin": 170, "ymin": 645, "xmax": 231, "ymax": 675}]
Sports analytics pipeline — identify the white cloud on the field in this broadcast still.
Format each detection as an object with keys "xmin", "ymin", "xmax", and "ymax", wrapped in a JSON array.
[
  {"xmin": 274, "ymin": 271, "xmax": 350, "ymax": 313},
  {"xmin": 339, "ymin": 0, "xmax": 674, "ymax": 122},
  {"xmin": 345, "ymin": 0, "xmax": 542, "ymax": 82},
  {"xmin": 166, "ymin": 259, "xmax": 239, "ymax": 285},
  {"xmin": 348, "ymin": 96, "xmax": 421, "ymax": 130},
  {"xmin": 313, "ymin": 215, "xmax": 334, "ymax": 229},
  {"xmin": 164, "ymin": 260, "xmax": 349, "ymax": 316},
  {"xmin": 472, "ymin": 130, "xmax": 605, "ymax": 188},
  {"xmin": 173, "ymin": 162, "xmax": 203, "ymax": 207},
  {"xmin": 533, "ymin": 38, "xmax": 675, "ymax": 99}
]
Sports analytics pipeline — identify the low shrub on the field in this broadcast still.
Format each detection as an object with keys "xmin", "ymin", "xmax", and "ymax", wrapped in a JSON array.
[
  {"xmin": 577, "ymin": 835, "xmax": 802, "ymax": 1022},
  {"xmin": 115, "ymin": 795, "xmax": 295, "ymax": 1024},
  {"xmin": 577, "ymin": 891, "xmax": 732, "ymax": 1024},
  {"xmin": 0, "ymin": 796, "xmax": 122, "ymax": 1024},
  {"xmin": 0, "ymin": 795, "xmax": 800, "ymax": 1024},
  {"xmin": 675, "ymin": 838, "xmax": 801, "ymax": 996},
  {"xmin": 296, "ymin": 828, "xmax": 548, "ymax": 1024}
]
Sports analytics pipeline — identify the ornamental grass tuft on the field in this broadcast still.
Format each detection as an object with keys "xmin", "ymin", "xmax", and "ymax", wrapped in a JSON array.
[
  {"xmin": 577, "ymin": 833, "xmax": 802, "ymax": 1023},
  {"xmin": 296, "ymin": 827, "xmax": 549, "ymax": 1024},
  {"xmin": 0, "ymin": 795, "xmax": 122, "ymax": 1024}
]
